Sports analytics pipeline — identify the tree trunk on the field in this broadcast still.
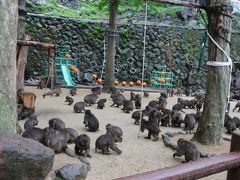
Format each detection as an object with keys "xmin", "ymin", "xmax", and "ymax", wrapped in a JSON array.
[
  {"xmin": 193, "ymin": 0, "xmax": 232, "ymax": 145},
  {"xmin": 103, "ymin": 0, "xmax": 120, "ymax": 91},
  {"xmin": 0, "ymin": 0, "xmax": 18, "ymax": 133}
]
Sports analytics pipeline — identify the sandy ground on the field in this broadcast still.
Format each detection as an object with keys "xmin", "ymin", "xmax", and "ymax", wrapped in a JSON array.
[{"xmin": 19, "ymin": 86, "xmax": 238, "ymax": 180}]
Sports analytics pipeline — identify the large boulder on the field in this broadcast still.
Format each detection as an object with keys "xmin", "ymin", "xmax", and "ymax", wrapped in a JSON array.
[
  {"xmin": 0, "ymin": 131, "xmax": 55, "ymax": 180},
  {"xmin": 56, "ymin": 164, "xmax": 90, "ymax": 180}
]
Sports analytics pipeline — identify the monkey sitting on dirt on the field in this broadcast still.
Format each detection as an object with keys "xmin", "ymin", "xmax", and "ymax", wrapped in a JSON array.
[
  {"xmin": 73, "ymin": 102, "xmax": 85, "ymax": 113},
  {"xmin": 97, "ymin": 99, "xmax": 107, "ymax": 109},
  {"xmin": 121, "ymin": 100, "xmax": 134, "ymax": 113},
  {"xmin": 173, "ymin": 138, "xmax": 200, "ymax": 163},
  {"xmin": 70, "ymin": 87, "xmax": 77, "ymax": 96},
  {"xmin": 95, "ymin": 133, "xmax": 122, "ymax": 155},
  {"xmin": 65, "ymin": 96, "xmax": 74, "ymax": 105},
  {"xmin": 74, "ymin": 134, "xmax": 92, "ymax": 158},
  {"xmin": 144, "ymin": 91, "xmax": 149, "ymax": 98},
  {"xmin": 43, "ymin": 88, "xmax": 62, "ymax": 98},
  {"xmin": 134, "ymin": 94, "xmax": 141, "ymax": 109},
  {"xmin": 106, "ymin": 124, "xmax": 123, "ymax": 143},
  {"xmin": 83, "ymin": 110, "xmax": 99, "ymax": 132}
]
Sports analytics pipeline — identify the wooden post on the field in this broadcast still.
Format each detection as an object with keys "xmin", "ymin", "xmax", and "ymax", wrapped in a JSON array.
[
  {"xmin": 104, "ymin": 0, "xmax": 120, "ymax": 91},
  {"xmin": 227, "ymin": 132, "xmax": 240, "ymax": 180},
  {"xmin": 16, "ymin": 34, "xmax": 31, "ymax": 91},
  {"xmin": 48, "ymin": 48, "xmax": 55, "ymax": 90},
  {"xmin": 193, "ymin": 0, "xmax": 233, "ymax": 145}
]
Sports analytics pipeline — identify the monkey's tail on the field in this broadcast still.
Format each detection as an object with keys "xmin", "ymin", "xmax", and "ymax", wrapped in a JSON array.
[{"xmin": 200, "ymin": 151, "xmax": 217, "ymax": 158}]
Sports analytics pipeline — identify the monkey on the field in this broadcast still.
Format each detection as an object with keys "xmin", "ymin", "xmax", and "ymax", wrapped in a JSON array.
[
  {"xmin": 140, "ymin": 118, "xmax": 160, "ymax": 141},
  {"xmin": 148, "ymin": 100, "xmax": 159, "ymax": 109},
  {"xmin": 61, "ymin": 128, "xmax": 78, "ymax": 144},
  {"xmin": 65, "ymin": 96, "xmax": 74, "ymax": 105},
  {"xmin": 74, "ymin": 134, "xmax": 91, "ymax": 158},
  {"xmin": 73, "ymin": 102, "xmax": 85, "ymax": 113},
  {"xmin": 162, "ymin": 108, "xmax": 172, "ymax": 116},
  {"xmin": 144, "ymin": 91, "xmax": 149, "ymax": 98},
  {"xmin": 83, "ymin": 110, "xmax": 99, "ymax": 132},
  {"xmin": 226, "ymin": 119, "xmax": 237, "ymax": 134},
  {"xmin": 49, "ymin": 118, "xmax": 66, "ymax": 131},
  {"xmin": 196, "ymin": 101, "xmax": 203, "ymax": 111},
  {"xmin": 95, "ymin": 133, "xmax": 122, "ymax": 155},
  {"xmin": 97, "ymin": 99, "xmax": 107, "ymax": 109},
  {"xmin": 171, "ymin": 111, "xmax": 183, "ymax": 127},
  {"xmin": 131, "ymin": 110, "xmax": 147, "ymax": 125},
  {"xmin": 18, "ymin": 107, "xmax": 35, "ymax": 120},
  {"xmin": 176, "ymin": 88, "xmax": 183, "ymax": 96},
  {"xmin": 173, "ymin": 138, "xmax": 200, "ymax": 163},
  {"xmin": 70, "ymin": 87, "xmax": 77, "ymax": 96},
  {"xmin": 43, "ymin": 88, "xmax": 62, "ymax": 98},
  {"xmin": 121, "ymin": 100, "xmax": 134, "ymax": 113},
  {"xmin": 172, "ymin": 103, "xmax": 185, "ymax": 113},
  {"xmin": 84, "ymin": 93, "xmax": 98, "ymax": 106},
  {"xmin": 233, "ymin": 101, "xmax": 240, "ymax": 112},
  {"xmin": 183, "ymin": 114, "xmax": 197, "ymax": 134},
  {"xmin": 158, "ymin": 94, "xmax": 167, "ymax": 111},
  {"xmin": 111, "ymin": 92, "xmax": 126, "ymax": 107},
  {"xmin": 130, "ymin": 91, "xmax": 136, "ymax": 101},
  {"xmin": 186, "ymin": 99, "xmax": 197, "ymax": 109},
  {"xmin": 177, "ymin": 98, "xmax": 188, "ymax": 109},
  {"xmin": 134, "ymin": 94, "xmax": 141, "ymax": 109},
  {"xmin": 22, "ymin": 127, "xmax": 45, "ymax": 143},
  {"xmin": 43, "ymin": 128, "xmax": 70, "ymax": 153},
  {"xmin": 37, "ymin": 78, "xmax": 46, "ymax": 89},
  {"xmin": 91, "ymin": 86, "xmax": 101, "ymax": 95},
  {"xmin": 160, "ymin": 114, "xmax": 171, "ymax": 127},
  {"xmin": 106, "ymin": 124, "xmax": 123, "ymax": 143},
  {"xmin": 148, "ymin": 108, "xmax": 162, "ymax": 125},
  {"xmin": 24, "ymin": 116, "xmax": 38, "ymax": 130}
]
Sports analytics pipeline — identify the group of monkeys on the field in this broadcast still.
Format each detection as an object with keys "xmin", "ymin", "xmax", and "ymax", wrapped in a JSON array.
[
  {"xmin": 63, "ymin": 86, "xmax": 205, "ymax": 162},
  {"xmin": 20, "ymin": 84, "xmax": 240, "ymax": 164}
]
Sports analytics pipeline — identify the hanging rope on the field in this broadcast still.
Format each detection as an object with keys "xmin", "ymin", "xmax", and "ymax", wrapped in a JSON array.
[
  {"xmin": 206, "ymin": 30, "xmax": 232, "ymax": 103},
  {"xmin": 138, "ymin": 0, "xmax": 148, "ymax": 138}
]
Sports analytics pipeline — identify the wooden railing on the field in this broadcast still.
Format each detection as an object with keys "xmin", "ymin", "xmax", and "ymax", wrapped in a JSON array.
[{"xmin": 116, "ymin": 132, "xmax": 240, "ymax": 180}]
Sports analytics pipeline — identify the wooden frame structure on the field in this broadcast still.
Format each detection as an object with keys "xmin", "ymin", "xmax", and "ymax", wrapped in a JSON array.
[{"xmin": 17, "ymin": 39, "xmax": 56, "ymax": 90}]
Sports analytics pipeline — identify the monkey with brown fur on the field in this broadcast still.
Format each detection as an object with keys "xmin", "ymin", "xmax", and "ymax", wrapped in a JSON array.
[{"xmin": 173, "ymin": 138, "xmax": 200, "ymax": 163}]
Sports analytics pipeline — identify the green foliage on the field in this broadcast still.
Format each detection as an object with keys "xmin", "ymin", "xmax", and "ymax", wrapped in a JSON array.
[{"xmin": 26, "ymin": 0, "xmax": 239, "ymax": 31}]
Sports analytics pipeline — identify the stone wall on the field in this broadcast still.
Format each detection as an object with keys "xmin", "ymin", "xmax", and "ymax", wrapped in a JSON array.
[{"xmin": 25, "ymin": 14, "xmax": 240, "ymax": 90}]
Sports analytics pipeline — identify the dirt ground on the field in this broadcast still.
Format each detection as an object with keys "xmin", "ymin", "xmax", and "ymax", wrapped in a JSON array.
[{"xmin": 19, "ymin": 86, "xmax": 238, "ymax": 180}]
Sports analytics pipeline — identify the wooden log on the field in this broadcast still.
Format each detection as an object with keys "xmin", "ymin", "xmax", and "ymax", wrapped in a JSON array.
[
  {"xmin": 16, "ymin": 35, "xmax": 31, "ymax": 91},
  {"xmin": 150, "ymin": 0, "xmax": 202, "ymax": 8},
  {"xmin": 227, "ymin": 132, "xmax": 240, "ymax": 180},
  {"xmin": 115, "ymin": 152, "xmax": 240, "ymax": 180},
  {"xmin": 17, "ymin": 40, "xmax": 55, "ymax": 49},
  {"xmin": 17, "ymin": 92, "xmax": 37, "ymax": 110}
]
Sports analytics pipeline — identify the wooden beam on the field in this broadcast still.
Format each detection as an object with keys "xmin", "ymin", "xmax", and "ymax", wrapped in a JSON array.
[
  {"xmin": 17, "ymin": 40, "xmax": 55, "ymax": 49},
  {"xmin": 115, "ymin": 152, "xmax": 240, "ymax": 180},
  {"xmin": 150, "ymin": 0, "xmax": 202, "ymax": 9},
  {"xmin": 16, "ymin": 35, "xmax": 31, "ymax": 91}
]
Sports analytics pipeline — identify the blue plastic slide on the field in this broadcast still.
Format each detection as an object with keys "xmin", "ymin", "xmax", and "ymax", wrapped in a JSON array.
[{"xmin": 61, "ymin": 65, "xmax": 74, "ymax": 87}]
